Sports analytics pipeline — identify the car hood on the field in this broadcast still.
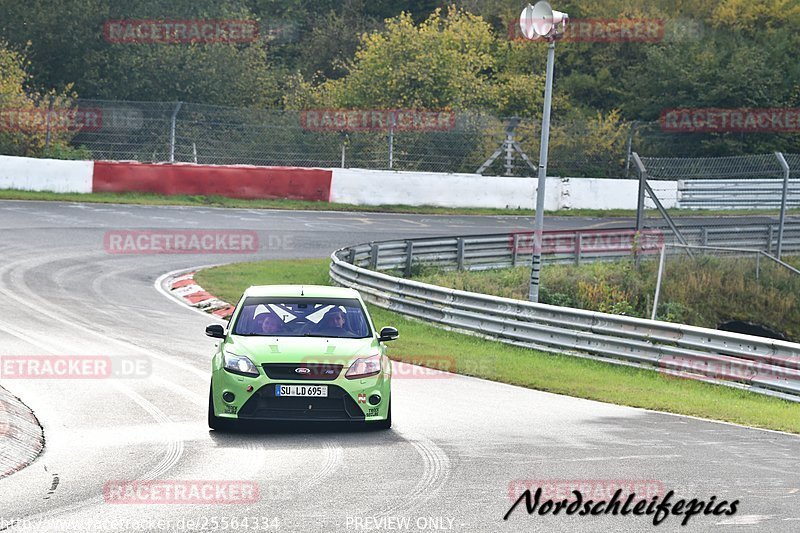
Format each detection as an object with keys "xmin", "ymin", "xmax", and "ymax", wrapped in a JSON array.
[{"xmin": 226, "ymin": 335, "xmax": 379, "ymax": 365}]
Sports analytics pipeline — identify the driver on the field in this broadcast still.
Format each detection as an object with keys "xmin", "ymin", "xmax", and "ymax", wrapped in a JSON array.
[{"xmin": 317, "ymin": 309, "xmax": 350, "ymax": 335}]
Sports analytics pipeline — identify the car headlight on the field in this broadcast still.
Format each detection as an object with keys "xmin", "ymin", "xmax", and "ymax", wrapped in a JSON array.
[
  {"xmin": 223, "ymin": 352, "xmax": 259, "ymax": 377},
  {"xmin": 345, "ymin": 354, "xmax": 381, "ymax": 379}
]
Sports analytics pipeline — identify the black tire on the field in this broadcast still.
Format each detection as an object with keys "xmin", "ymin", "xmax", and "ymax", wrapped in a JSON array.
[
  {"xmin": 372, "ymin": 400, "xmax": 392, "ymax": 430},
  {"xmin": 208, "ymin": 383, "xmax": 229, "ymax": 431}
]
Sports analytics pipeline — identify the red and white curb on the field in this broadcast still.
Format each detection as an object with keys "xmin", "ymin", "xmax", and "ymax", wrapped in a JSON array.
[
  {"xmin": 0, "ymin": 386, "xmax": 44, "ymax": 480},
  {"xmin": 168, "ymin": 272, "xmax": 234, "ymax": 319}
]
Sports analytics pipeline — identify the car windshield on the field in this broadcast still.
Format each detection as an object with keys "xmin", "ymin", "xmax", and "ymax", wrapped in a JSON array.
[{"xmin": 232, "ymin": 297, "xmax": 371, "ymax": 338}]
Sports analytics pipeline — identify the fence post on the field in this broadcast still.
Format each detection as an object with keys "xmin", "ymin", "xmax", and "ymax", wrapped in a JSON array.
[
  {"xmin": 457, "ymin": 238, "xmax": 465, "ymax": 271},
  {"xmin": 632, "ymin": 152, "xmax": 646, "ymax": 233},
  {"xmin": 169, "ymin": 101, "xmax": 183, "ymax": 163},
  {"xmin": 651, "ymin": 244, "xmax": 666, "ymax": 320},
  {"xmin": 575, "ymin": 232, "xmax": 582, "ymax": 266},
  {"xmin": 775, "ymin": 152, "xmax": 790, "ymax": 259},
  {"xmin": 404, "ymin": 241, "xmax": 413, "ymax": 277},
  {"xmin": 348, "ymin": 248, "xmax": 356, "ymax": 265},
  {"xmin": 388, "ymin": 112, "xmax": 395, "ymax": 170},
  {"xmin": 624, "ymin": 121, "xmax": 638, "ymax": 178},
  {"xmin": 369, "ymin": 243, "xmax": 378, "ymax": 270}
]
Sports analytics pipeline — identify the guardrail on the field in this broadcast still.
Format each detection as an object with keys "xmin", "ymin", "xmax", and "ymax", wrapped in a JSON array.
[
  {"xmin": 342, "ymin": 223, "xmax": 800, "ymax": 273},
  {"xmin": 679, "ymin": 179, "xmax": 800, "ymax": 209},
  {"xmin": 330, "ymin": 229, "xmax": 800, "ymax": 402}
]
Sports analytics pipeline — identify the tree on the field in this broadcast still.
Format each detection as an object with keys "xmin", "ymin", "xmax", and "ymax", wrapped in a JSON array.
[
  {"xmin": 309, "ymin": 7, "xmax": 498, "ymax": 110},
  {"xmin": 0, "ymin": 43, "xmax": 82, "ymax": 157},
  {"xmin": 0, "ymin": 0, "xmax": 282, "ymax": 106}
]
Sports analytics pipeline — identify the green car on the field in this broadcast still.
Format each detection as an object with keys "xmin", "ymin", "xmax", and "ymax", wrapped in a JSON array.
[{"xmin": 206, "ymin": 285, "xmax": 397, "ymax": 430}]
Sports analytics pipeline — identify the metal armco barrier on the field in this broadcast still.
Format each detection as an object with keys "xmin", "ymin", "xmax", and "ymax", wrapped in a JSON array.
[
  {"xmin": 329, "ymin": 229, "xmax": 800, "ymax": 402},
  {"xmin": 679, "ymin": 179, "xmax": 800, "ymax": 209}
]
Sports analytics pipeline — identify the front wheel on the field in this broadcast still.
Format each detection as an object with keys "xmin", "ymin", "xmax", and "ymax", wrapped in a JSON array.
[
  {"xmin": 208, "ymin": 383, "xmax": 229, "ymax": 431},
  {"xmin": 371, "ymin": 400, "xmax": 391, "ymax": 430}
]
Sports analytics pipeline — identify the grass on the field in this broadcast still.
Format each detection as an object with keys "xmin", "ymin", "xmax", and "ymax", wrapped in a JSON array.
[
  {"xmin": 195, "ymin": 257, "xmax": 800, "ymax": 434},
  {"xmin": 2, "ymin": 188, "xmax": 799, "ymax": 218}
]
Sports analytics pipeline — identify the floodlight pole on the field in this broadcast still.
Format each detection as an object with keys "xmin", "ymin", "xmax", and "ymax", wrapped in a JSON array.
[{"xmin": 528, "ymin": 40, "xmax": 556, "ymax": 302}]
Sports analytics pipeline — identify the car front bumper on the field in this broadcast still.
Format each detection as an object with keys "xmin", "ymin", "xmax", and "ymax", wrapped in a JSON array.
[{"xmin": 210, "ymin": 364, "xmax": 390, "ymax": 423}]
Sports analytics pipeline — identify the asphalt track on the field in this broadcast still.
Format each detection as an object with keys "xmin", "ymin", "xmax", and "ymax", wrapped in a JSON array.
[{"xmin": 0, "ymin": 200, "xmax": 798, "ymax": 532}]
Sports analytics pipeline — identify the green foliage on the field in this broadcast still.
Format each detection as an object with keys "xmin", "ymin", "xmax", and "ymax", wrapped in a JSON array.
[
  {"xmin": 0, "ymin": 0, "xmax": 283, "ymax": 107},
  {"xmin": 0, "ymin": 0, "xmax": 797, "ymax": 158},
  {"xmin": 0, "ymin": 42, "xmax": 81, "ymax": 157},
  {"xmin": 309, "ymin": 7, "xmax": 498, "ymax": 110}
]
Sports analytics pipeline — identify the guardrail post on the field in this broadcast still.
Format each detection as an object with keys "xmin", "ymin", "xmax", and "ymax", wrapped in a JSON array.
[
  {"xmin": 404, "ymin": 241, "xmax": 413, "ymax": 277},
  {"xmin": 756, "ymin": 252, "xmax": 761, "ymax": 281},
  {"xmin": 457, "ymin": 238, "xmax": 465, "ymax": 271},
  {"xmin": 767, "ymin": 225, "xmax": 774, "ymax": 255},
  {"xmin": 348, "ymin": 248, "xmax": 356, "ymax": 265},
  {"xmin": 369, "ymin": 243, "xmax": 379, "ymax": 270},
  {"xmin": 575, "ymin": 232, "xmax": 582, "ymax": 266},
  {"xmin": 511, "ymin": 234, "xmax": 519, "ymax": 267}
]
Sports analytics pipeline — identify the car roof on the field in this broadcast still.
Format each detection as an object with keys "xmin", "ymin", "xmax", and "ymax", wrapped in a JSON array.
[{"xmin": 242, "ymin": 285, "xmax": 361, "ymax": 299}]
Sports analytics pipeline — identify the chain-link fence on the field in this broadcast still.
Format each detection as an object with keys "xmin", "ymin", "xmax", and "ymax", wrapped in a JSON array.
[
  {"xmin": 0, "ymin": 98, "xmax": 649, "ymax": 177},
  {"xmin": 62, "ymin": 99, "xmax": 639, "ymax": 176},
  {"xmin": 633, "ymin": 152, "xmax": 800, "ymax": 257},
  {"xmin": 4, "ymin": 98, "xmax": 798, "ymax": 178}
]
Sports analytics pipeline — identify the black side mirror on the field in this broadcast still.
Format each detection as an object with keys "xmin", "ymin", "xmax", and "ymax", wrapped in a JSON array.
[
  {"xmin": 205, "ymin": 324, "xmax": 226, "ymax": 339},
  {"xmin": 378, "ymin": 326, "xmax": 399, "ymax": 342}
]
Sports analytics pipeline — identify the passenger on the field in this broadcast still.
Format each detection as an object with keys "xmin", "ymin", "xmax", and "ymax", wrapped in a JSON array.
[{"xmin": 259, "ymin": 313, "xmax": 284, "ymax": 335}]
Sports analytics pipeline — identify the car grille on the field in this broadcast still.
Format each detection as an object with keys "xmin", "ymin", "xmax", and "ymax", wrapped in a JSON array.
[
  {"xmin": 238, "ymin": 384, "xmax": 364, "ymax": 421},
  {"xmin": 261, "ymin": 363, "xmax": 344, "ymax": 381}
]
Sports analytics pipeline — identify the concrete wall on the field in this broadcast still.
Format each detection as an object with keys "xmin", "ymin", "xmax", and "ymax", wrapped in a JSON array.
[
  {"xmin": 329, "ymin": 168, "xmax": 539, "ymax": 209},
  {"xmin": 0, "ymin": 155, "xmax": 682, "ymax": 210},
  {"xmin": 330, "ymin": 169, "xmax": 678, "ymax": 210},
  {"xmin": 0, "ymin": 155, "xmax": 93, "ymax": 193}
]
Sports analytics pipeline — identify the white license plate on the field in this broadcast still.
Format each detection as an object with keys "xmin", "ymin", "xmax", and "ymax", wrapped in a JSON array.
[{"xmin": 275, "ymin": 385, "xmax": 328, "ymax": 397}]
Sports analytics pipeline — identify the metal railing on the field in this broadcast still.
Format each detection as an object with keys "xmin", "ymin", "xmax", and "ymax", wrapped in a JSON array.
[
  {"xmin": 329, "ymin": 229, "xmax": 800, "ymax": 402},
  {"xmin": 342, "ymin": 224, "xmax": 800, "ymax": 274}
]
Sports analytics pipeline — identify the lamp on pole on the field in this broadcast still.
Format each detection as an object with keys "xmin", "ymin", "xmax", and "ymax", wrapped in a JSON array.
[{"xmin": 519, "ymin": 1, "xmax": 568, "ymax": 302}]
